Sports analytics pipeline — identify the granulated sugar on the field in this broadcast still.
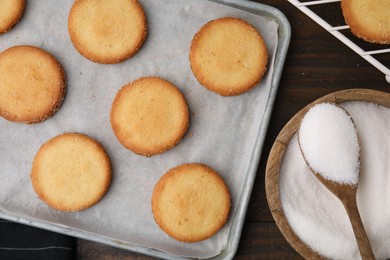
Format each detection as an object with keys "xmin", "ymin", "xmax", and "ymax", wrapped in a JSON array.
[
  {"xmin": 279, "ymin": 101, "xmax": 390, "ymax": 260},
  {"xmin": 299, "ymin": 103, "xmax": 360, "ymax": 185}
]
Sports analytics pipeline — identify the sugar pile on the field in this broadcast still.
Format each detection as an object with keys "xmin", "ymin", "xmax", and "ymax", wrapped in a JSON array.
[
  {"xmin": 279, "ymin": 101, "xmax": 390, "ymax": 260},
  {"xmin": 299, "ymin": 103, "xmax": 360, "ymax": 185}
]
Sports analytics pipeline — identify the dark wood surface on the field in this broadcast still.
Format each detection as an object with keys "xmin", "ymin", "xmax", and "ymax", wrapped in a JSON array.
[{"xmin": 77, "ymin": 0, "xmax": 390, "ymax": 259}]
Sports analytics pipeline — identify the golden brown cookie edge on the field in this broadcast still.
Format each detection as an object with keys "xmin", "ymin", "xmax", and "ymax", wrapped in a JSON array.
[
  {"xmin": 30, "ymin": 132, "xmax": 112, "ymax": 212},
  {"xmin": 189, "ymin": 17, "xmax": 269, "ymax": 96},
  {"xmin": 0, "ymin": 45, "xmax": 67, "ymax": 124},
  {"xmin": 151, "ymin": 163, "xmax": 231, "ymax": 242},
  {"xmin": 110, "ymin": 77, "xmax": 190, "ymax": 157},
  {"xmin": 341, "ymin": 0, "xmax": 390, "ymax": 44},
  {"xmin": 67, "ymin": 0, "xmax": 148, "ymax": 64},
  {"xmin": 0, "ymin": 0, "xmax": 26, "ymax": 34}
]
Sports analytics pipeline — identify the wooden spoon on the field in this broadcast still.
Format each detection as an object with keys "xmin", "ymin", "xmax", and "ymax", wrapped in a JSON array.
[
  {"xmin": 298, "ymin": 105, "xmax": 376, "ymax": 260},
  {"xmin": 302, "ymin": 167, "xmax": 375, "ymax": 260}
]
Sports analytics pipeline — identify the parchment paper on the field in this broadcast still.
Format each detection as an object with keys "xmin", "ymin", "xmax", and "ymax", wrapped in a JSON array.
[{"xmin": 0, "ymin": 0, "xmax": 279, "ymax": 258}]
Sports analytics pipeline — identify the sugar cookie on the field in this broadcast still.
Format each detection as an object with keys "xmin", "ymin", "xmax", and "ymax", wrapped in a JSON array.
[
  {"xmin": 110, "ymin": 77, "xmax": 189, "ymax": 156},
  {"xmin": 31, "ymin": 133, "xmax": 111, "ymax": 212},
  {"xmin": 0, "ymin": 45, "xmax": 66, "ymax": 124},
  {"xmin": 341, "ymin": 0, "xmax": 390, "ymax": 44},
  {"xmin": 68, "ymin": 0, "xmax": 147, "ymax": 63},
  {"xmin": 0, "ymin": 0, "xmax": 25, "ymax": 34},
  {"xmin": 190, "ymin": 17, "xmax": 268, "ymax": 96},
  {"xmin": 152, "ymin": 163, "xmax": 231, "ymax": 242}
]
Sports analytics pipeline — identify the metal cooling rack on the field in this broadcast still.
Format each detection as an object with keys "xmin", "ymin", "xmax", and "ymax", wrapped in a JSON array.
[{"xmin": 288, "ymin": 0, "xmax": 390, "ymax": 83}]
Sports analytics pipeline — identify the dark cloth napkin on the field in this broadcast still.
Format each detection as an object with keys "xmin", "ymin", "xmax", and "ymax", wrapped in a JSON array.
[{"xmin": 0, "ymin": 219, "xmax": 75, "ymax": 260}]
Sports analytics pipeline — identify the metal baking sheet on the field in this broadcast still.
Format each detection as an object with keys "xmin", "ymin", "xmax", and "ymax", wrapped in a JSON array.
[{"xmin": 0, "ymin": 0, "xmax": 290, "ymax": 259}]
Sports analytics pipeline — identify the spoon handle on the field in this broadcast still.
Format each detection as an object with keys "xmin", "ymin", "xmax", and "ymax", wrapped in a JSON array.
[{"xmin": 343, "ymin": 197, "xmax": 376, "ymax": 260}]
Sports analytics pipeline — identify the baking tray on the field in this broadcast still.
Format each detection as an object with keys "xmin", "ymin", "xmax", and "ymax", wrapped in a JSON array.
[{"xmin": 0, "ymin": 0, "xmax": 290, "ymax": 259}]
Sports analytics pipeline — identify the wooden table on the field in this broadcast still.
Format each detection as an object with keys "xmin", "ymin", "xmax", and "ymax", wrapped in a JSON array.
[{"xmin": 77, "ymin": 0, "xmax": 390, "ymax": 259}]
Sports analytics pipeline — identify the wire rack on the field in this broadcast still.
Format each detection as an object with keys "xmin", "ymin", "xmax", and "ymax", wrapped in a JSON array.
[{"xmin": 288, "ymin": 0, "xmax": 390, "ymax": 83}]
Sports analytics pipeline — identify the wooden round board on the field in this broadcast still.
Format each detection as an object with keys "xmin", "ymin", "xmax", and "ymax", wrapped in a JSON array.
[{"xmin": 265, "ymin": 88, "xmax": 390, "ymax": 259}]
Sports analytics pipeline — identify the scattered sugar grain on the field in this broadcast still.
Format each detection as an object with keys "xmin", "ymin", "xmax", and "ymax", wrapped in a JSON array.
[
  {"xmin": 299, "ymin": 103, "xmax": 360, "ymax": 185},
  {"xmin": 280, "ymin": 101, "xmax": 390, "ymax": 259}
]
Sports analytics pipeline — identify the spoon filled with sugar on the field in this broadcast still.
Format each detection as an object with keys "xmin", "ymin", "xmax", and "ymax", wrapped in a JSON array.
[{"xmin": 298, "ymin": 103, "xmax": 375, "ymax": 260}]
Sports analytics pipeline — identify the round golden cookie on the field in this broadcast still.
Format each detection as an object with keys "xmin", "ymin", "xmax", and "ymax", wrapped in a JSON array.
[
  {"xmin": 190, "ymin": 17, "xmax": 268, "ymax": 96},
  {"xmin": 0, "ymin": 0, "xmax": 25, "ymax": 34},
  {"xmin": 68, "ymin": 0, "xmax": 147, "ymax": 64},
  {"xmin": 152, "ymin": 163, "xmax": 231, "ymax": 242},
  {"xmin": 0, "ymin": 45, "xmax": 66, "ymax": 124},
  {"xmin": 31, "ymin": 133, "xmax": 112, "ymax": 212},
  {"xmin": 342, "ymin": 0, "xmax": 390, "ymax": 44},
  {"xmin": 110, "ymin": 77, "xmax": 189, "ymax": 156}
]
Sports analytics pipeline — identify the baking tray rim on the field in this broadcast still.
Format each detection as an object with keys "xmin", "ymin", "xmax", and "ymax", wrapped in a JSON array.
[{"xmin": 0, "ymin": 0, "xmax": 291, "ymax": 259}]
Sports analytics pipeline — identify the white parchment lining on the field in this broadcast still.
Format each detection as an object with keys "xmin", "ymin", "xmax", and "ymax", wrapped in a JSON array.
[{"xmin": 0, "ymin": 0, "xmax": 279, "ymax": 258}]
